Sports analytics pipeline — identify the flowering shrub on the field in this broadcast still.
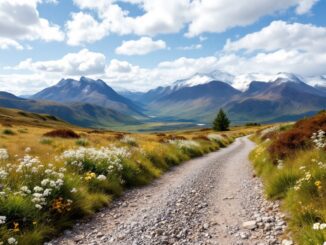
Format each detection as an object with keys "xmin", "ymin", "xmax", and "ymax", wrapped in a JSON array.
[
  {"xmin": 0, "ymin": 149, "xmax": 78, "ymax": 245},
  {"xmin": 0, "ymin": 155, "xmax": 68, "ymax": 210},
  {"xmin": 61, "ymin": 146, "xmax": 128, "ymax": 179},
  {"xmin": 312, "ymin": 130, "xmax": 326, "ymax": 149},
  {"xmin": 168, "ymin": 140, "xmax": 200, "ymax": 151}
]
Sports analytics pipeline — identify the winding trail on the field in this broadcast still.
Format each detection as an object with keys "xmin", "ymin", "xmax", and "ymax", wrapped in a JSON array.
[{"xmin": 51, "ymin": 137, "xmax": 287, "ymax": 245}]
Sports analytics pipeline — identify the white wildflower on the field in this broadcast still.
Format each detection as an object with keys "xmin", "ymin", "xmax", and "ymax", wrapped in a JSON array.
[
  {"xmin": 277, "ymin": 160, "xmax": 284, "ymax": 169},
  {"xmin": 0, "ymin": 169, "xmax": 8, "ymax": 179},
  {"xmin": 41, "ymin": 179, "xmax": 50, "ymax": 186},
  {"xmin": 311, "ymin": 130, "xmax": 326, "ymax": 149},
  {"xmin": 7, "ymin": 238, "xmax": 17, "ymax": 245},
  {"xmin": 0, "ymin": 148, "xmax": 9, "ymax": 161},
  {"xmin": 35, "ymin": 204, "xmax": 42, "ymax": 210},
  {"xmin": 20, "ymin": 186, "xmax": 31, "ymax": 195},
  {"xmin": 313, "ymin": 223, "xmax": 320, "ymax": 230},
  {"xmin": 97, "ymin": 175, "xmax": 107, "ymax": 181},
  {"xmin": 43, "ymin": 188, "xmax": 52, "ymax": 197},
  {"xmin": 33, "ymin": 186, "xmax": 43, "ymax": 193},
  {"xmin": 0, "ymin": 216, "xmax": 6, "ymax": 225}
]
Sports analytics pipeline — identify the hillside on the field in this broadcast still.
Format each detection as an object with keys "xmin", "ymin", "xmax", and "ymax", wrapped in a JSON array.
[
  {"xmin": 0, "ymin": 107, "xmax": 70, "ymax": 128},
  {"xmin": 0, "ymin": 92, "xmax": 139, "ymax": 128}
]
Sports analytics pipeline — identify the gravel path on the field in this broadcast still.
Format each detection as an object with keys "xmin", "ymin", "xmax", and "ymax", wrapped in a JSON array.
[{"xmin": 50, "ymin": 137, "xmax": 291, "ymax": 245}]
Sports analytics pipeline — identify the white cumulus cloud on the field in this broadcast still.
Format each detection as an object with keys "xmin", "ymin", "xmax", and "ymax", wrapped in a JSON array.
[
  {"xmin": 65, "ymin": 12, "xmax": 108, "ymax": 46},
  {"xmin": 66, "ymin": 0, "xmax": 318, "ymax": 45},
  {"xmin": 224, "ymin": 21, "xmax": 326, "ymax": 53},
  {"xmin": 177, "ymin": 44, "xmax": 202, "ymax": 50},
  {"xmin": 0, "ymin": 0, "xmax": 64, "ymax": 47},
  {"xmin": 0, "ymin": 38, "xmax": 24, "ymax": 50},
  {"xmin": 115, "ymin": 37, "xmax": 166, "ymax": 55},
  {"xmin": 9, "ymin": 49, "xmax": 106, "ymax": 76}
]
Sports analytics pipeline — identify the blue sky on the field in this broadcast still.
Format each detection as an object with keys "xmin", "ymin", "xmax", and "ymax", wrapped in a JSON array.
[{"xmin": 0, "ymin": 0, "xmax": 325, "ymax": 94}]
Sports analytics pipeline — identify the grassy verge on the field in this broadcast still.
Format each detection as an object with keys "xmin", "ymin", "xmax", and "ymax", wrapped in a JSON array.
[
  {"xmin": 250, "ymin": 112, "xmax": 326, "ymax": 244},
  {"xmin": 0, "ymin": 124, "xmax": 258, "ymax": 244}
]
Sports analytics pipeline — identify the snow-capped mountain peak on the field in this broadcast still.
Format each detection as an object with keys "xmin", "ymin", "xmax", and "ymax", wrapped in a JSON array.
[
  {"xmin": 231, "ymin": 72, "xmax": 305, "ymax": 92},
  {"xmin": 306, "ymin": 75, "xmax": 326, "ymax": 88},
  {"xmin": 271, "ymin": 72, "xmax": 304, "ymax": 84},
  {"xmin": 172, "ymin": 70, "xmax": 234, "ymax": 90}
]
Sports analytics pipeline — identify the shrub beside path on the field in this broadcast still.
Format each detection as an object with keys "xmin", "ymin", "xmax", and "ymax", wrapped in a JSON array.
[{"xmin": 50, "ymin": 137, "xmax": 291, "ymax": 245}]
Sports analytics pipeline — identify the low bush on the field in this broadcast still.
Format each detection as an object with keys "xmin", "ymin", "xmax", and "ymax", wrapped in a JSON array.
[
  {"xmin": 43, "ymin": 129, "xmax": 80, "ymax": 139},
  {"xmin": 269, "ymin": 112, "xmax": 326, "ymax": 160},
  {"xmin": 2, "ymin": 129, "xmax": 15, "ymax": 135}
]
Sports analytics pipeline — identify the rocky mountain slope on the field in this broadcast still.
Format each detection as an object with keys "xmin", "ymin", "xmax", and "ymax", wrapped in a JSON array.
[{"xmin": 32, "ymin": 77, "xmax": 145, "ymax": 118}]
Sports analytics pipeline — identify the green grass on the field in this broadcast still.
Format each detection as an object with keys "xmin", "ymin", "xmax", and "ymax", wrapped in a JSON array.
[
  {"xmin": 250, "ymin": 126, "xmax": 326, "ymax": 244},
  {"xmin": 75, "ymin": 138, "xmax": 89, "ymax": 147},
  {"xmin": 39, "ymin": 137, "xmax": 53, "ymax": 145}
]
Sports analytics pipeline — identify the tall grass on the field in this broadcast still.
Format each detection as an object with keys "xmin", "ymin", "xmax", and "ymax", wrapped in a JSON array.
[{"xmin": 250, "ymin": 113, "xmax": 326, "ymax": 244}]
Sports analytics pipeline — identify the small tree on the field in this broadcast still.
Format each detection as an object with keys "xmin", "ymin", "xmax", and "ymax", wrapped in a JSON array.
[{"xmin": 213, "ymin": 109, "xmax": 230, "ymax": 131}]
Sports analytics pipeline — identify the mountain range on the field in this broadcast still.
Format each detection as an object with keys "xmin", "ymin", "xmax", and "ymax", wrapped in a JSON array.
[
  {"xmin": 0, "ymin": 72, "xmax": 325, "ymax": 129},
  {"xmin": 123, "ymin": 72, "xmax": 326, "ymax": 124}
]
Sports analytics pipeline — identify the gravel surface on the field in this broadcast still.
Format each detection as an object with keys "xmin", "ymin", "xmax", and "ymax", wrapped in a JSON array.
[{"xmin": 49, "ymin": 137, "xmax": 292, "ymax": 245}]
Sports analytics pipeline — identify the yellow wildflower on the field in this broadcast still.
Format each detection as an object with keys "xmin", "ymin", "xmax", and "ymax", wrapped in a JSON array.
[
  {"xmin": 85, "ymin": 172, "xmax": 96, "ymax": 181},
  {"xmin": 315, "ymin": 181, "xmax": 322, "ymax": 190},
  {"xmin": 13, "ymin": 222, "xmax": 19, "ymax": 232}
]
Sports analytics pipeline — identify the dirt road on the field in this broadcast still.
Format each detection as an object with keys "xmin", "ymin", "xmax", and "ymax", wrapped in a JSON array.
[{"xmin": 51, "ymin": 137, "xmax": 289, "ymax": 245}]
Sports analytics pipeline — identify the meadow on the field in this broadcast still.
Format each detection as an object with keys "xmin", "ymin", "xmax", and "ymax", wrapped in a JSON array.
[
  {"xmin": 0, "ymin": 116, "xmax": 258, "ymax": 245},
  {"xmin": 250, "ymin": 112, "xmax": 326, "ymax": 244}
]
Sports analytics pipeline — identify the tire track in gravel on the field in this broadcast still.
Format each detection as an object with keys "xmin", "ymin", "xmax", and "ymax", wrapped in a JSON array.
[{"xmin": 50, "ymin": 137, "xmax": 289, "ymax": 245}]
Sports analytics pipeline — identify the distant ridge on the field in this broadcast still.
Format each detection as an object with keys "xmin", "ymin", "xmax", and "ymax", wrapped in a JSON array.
[
  {"xmin": 32, "ymin": 77, "xmax": 146, "ymax": 118},
  {"xmin": 0, "ymin": 91, "xmax": 139, "ymax": 128}
]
